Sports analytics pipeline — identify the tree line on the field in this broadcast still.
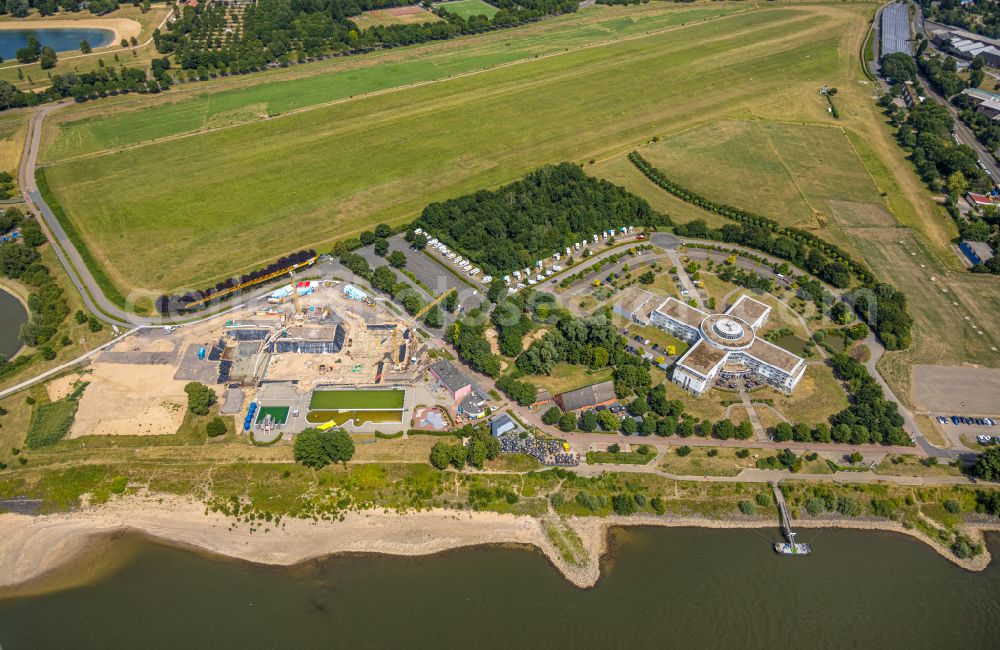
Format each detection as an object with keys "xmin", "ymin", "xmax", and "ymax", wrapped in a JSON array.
[
  {"xmin": 417, "ymin": 162, "xmax": 666, "ymax": 276},
  {"xmin": 155, "ymin": 0, "xmax": 578, "ymax": 77}
]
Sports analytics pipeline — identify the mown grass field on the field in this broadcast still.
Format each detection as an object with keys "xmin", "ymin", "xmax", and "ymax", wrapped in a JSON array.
[
  {"xmin": 351, "ymin": 7, "xmax": 444, "ymax": 29},
  {"xmin": 632, "ymin": 119, "xmax": 893, "ymax": 256},
  {"xmin": 42, "ymin": 4, "xmax": 740, "ymax": 161},
  {"xmin": 41, "ymin": 3, "xmax": 856, "ymax": 295},
  {"xmin": 434, "ymin": 0, "xmax": 498, "ymax": 19}
]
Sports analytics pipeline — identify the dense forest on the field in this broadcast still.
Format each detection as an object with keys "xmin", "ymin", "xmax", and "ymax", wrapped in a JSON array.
[
  {"xmin": 417, "ymin": 163, "xmax": 664, "ymax": 275},
  {"xmin": 156, "ymin": 0, "xmax": 577, "ymax": 73}
]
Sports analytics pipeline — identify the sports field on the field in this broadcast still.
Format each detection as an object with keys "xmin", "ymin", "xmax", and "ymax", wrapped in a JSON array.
[
  {"xmin": 40, "ymin": 3, "xmax": 858, "ymax": 295},
  {"xmin": 308, "ymin": 389, "xmax": 405, "ymax": 411},
  {"xmin": 434, "ymin": 0, "xmax": 499, "ymax": 19},
  {"xmin": 255, "ymin": 406, "xmax": 290, "ymax": 425}
]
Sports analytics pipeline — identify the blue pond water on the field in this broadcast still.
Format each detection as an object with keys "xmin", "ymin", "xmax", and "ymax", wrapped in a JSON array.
[{"xmin": 0, "ymin": 28, "xmax": 114, "ymax": 60}]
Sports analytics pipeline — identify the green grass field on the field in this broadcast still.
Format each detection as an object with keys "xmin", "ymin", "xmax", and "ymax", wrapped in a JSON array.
[
  {"xmin": 435, "ymin": 0, "xmax": 498, "ymax": 19},
  {"xmin": 633, "ymin": 119, "xmax": 893, "ymax": 255},
  {"xmin": 25, "ymin": 399, "xmax": 78, "ymax": 449},
  {"xmin": 41, "ymin": 3, "xmax": 854, "ymax": 295},
  {"xmin": 305, "ymin": 409, "xmax": 405, "ymax": 425},
  {"xmin": 308, "ymin": 389, "xmax": 405, "ymax": 410}
]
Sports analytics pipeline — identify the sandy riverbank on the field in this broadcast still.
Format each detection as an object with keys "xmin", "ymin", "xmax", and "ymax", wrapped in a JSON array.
[
  {"xmin": 0, "ymin": 494, "xmax": 997, "ymax": 594},
  {"xmin": 0, "ymin": 18, "xmax": 141, "ymax": 48}
]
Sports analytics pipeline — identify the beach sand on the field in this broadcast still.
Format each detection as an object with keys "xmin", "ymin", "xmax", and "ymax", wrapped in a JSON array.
[
  {"xmin": 1, "ymin": 494, "xmax": 998, "ymax": 594},
  {"xmin": 0, "ymin": 18, "xmax": 141, "ymax": 48}
]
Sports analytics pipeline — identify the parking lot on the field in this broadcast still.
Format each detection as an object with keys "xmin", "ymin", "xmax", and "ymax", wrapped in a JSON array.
[{"xmin": 392, "ymin": 235, "xmax": 484, "ymax": 313}]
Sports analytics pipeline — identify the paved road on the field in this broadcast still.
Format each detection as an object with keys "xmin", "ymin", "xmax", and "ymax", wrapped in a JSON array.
[{"xmin": 913, "ymin": 10, "xmax": 1000, "ymax": 179}]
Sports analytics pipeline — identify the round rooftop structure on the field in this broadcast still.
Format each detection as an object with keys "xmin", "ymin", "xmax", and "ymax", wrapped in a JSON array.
[{"xmin": 700, "ymin": 314, "xmax": 754, "ymax": 350}]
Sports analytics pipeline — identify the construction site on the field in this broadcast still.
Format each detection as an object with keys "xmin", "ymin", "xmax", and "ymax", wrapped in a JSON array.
[{"xmin": 70, "ymin": 277, "xmax": 437, "ymax": 441}]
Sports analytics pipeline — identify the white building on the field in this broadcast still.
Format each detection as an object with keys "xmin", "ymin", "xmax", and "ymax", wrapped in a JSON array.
[{"xmin": 614, "ymin": 288, "xmax": 806, "ymax": 395}]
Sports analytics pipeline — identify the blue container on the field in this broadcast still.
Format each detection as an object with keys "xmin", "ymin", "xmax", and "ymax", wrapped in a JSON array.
[{"xmin": 197, "ymin": 347, "xmax": 206, "ymax": 360}]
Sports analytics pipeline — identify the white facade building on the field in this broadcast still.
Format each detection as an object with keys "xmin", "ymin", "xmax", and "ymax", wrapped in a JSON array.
[{"xmin": 614, "ymin": 288, "xmax": 806, "ymax": 396}]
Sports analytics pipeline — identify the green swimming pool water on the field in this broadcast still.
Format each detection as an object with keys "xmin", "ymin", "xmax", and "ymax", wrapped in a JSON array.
[
  {"xmin": 305, "ymin": 409, "xmax": 404, "ymax": 425},
  {"xmin": 308, "ymin": 389, "xmax": 404, "ymax": 410}
]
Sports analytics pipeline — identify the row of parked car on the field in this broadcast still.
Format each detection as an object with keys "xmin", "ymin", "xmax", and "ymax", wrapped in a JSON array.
[
  {"xmin": 938, "ymin": 415, "xmax": 997, "ymax": 427},
  {"xmin": 977, "ymin": 436, "xmax": 1000, "ymax": 446}
]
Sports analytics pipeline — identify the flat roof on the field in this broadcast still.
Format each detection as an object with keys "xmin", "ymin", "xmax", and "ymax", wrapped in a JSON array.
[
  {"xmin": 676, "ymin": 340, "xmax": 727, "ymax": 378},
  {"xmin": 725, "ymin": 295, "xmax": 770, "ymax": 326},
  {"xmin": 615, "ymin": 287, "xmax": 657, "ymax": 322},
  {"xmin": 430, "ymin": 360, "xmax": 472, "ymax": 393},
  {"xmin": 746, "ymin": 338, "xmax": 804, "ymax": 374},
  {"xmin": 654, "ymin": 297, "xmax": 708, "ymax": 329}
]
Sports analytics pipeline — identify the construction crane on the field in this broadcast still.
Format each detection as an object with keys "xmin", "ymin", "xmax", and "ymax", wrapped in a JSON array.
[
  {"xmin": 180, "ymin": 256, "xmax": 316, "ymax": 309},
  {"xmin": 289, "ymin": 269, "xmax": 302, "ymax": 318},
  {"xmin": 414, "ymin": 288, "xmax": 455, "ymax": 319}
]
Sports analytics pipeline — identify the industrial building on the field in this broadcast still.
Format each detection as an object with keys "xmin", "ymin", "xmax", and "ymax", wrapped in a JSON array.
[
  {"xmin": 933, "ymin": 29, "xmax": 1000, "ymax": 67},
  {"xmin": 616, "ymin": 289, "xmax": 806, "ymax": 395}
]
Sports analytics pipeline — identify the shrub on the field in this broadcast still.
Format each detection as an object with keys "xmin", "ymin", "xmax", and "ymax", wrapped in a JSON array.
[
  {"xmin": 206, "ymin": 417, "xmax": 227, "ymax": 437},
  {"xmin": 707, "ymin": 448, "xmax": 718, "ymax": 457},
  {"xmin": 612, "ymin": 493, "xmax": 637, "ymax": 516},
  {"xmin": 738, "ymin": 500, "xmax": 756, "ymax": 515},
  {"xmin": 735, "ymin": 448, "xmax": 750, "ymax": 459},
  {"xmin": 676, "ymin": 445, "xmax": 692, "ymax": 457},
  {"xmin": 804, "ymin": 498, "xmax": 826, "ymax": 516},
  {"xmin": 293, "ymin": 427, "xmax": 355, "ymax": 468},
  {"xmin": 951, "ymin": 533, "xmax": 983, "ymax": 559},
  {"xmin": 651, "ymin": 496, "xmax": 666, "ymax": 514},
  {"xmin": 943, "ymin": 500, "xmax": 961, "ymax": 514},
  {"xmin": 836, "ymin": 496, "xmax": 861, "ymax": 517},
  {"xmin": 550, "ymin": 492, "xmax": 565, "ymax": 508},
  {"xmin": 756, "ymin": 493, "xmax": 772, "ymax": 508}
]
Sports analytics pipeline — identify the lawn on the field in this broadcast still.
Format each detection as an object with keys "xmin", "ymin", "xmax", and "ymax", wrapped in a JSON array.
[
  {"xmin": 586, "ymin": 446, "xmax": 656, "ymax": 465},
  {"xmin": 623, "ymin": 322, "xmax": 690, "ymax": 358},
  {"xmin": 659, "ymin": 446, "xmax": 761, "ymax": 477},
  {"xmin": 434, "ymin": 0, "xmax": 499, "ymax": 19},
  {"xmin": 633, "ymin": 119, "xmax": 888, "ymax": 255},
  {"xmin": 40, "ymin": 4, "xmax": 859, "ymax": 296},
  {"xmin": 524, "ymin": 363, "xmax": 614, "ymax": 396},
  {"xmin": 25, "ymin": 399, "xmax": 78, "ymax": 449},
  {"xmin": 351, "ymin": 7, "xmax": 443, "ymax": 29},
  {"xmin": 875, "ymin": 454, "xmax": 965, "ymax": 478},
  {"xmin": 308, "ymin": 389, "xmax": 405, "ymax": 410},
  {"xmin": 0, "ymin": 113, "xmax": 27, "ymax": 178},
  {"xmin": 755, "ymin": 361, "xmax": 849, "ymax": 427}
]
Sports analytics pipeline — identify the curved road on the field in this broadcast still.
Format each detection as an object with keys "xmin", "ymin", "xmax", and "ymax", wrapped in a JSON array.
[{"xmin": 12, "ymin": 105, "xmax": 971, "ymax": 461}]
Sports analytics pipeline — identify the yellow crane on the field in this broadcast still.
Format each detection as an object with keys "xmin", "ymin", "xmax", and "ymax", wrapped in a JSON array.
[
  {"xmin": 180, "ymin": 256, "xmax": 316, "ymax": 309},
  {"xmin": 414, "ymin": 288, "xmax": 455, "ymax": 319}
]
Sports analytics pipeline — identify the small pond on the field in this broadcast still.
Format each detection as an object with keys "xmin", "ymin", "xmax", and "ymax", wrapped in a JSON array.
[
  {"xmin": 0, "ymin": 287, "xmax": 27, "ymax": 359},
  {"xmin": 0, "ymin": 28, "xmax": 114, "ymax": 60}
]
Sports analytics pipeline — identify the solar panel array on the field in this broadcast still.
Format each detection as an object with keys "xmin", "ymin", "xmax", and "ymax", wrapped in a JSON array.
[
  {"xmin": 881, "ymin": 4, "xmax": 913, "ymax": 57},
  {"xmin": 229, "ymin": 329, "xmax": 269, "ymax": 341},
  {"xmin": 272, "ymin": 340, "xmax": 342, "ymax": 354},
  {"xmin": 208, "ymin": 339, "xmax": 225, "ymax": 361},
  {"xmin": 217, "ymin": 360, "xmax": 233, "ymax": 384}
]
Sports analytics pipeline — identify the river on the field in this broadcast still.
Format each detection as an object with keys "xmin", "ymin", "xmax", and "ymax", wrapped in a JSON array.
[
  {"xmin": 0, "ymin": 527, "xmax": 998, "ymax": 649},
  {"xmin": 0, "ymin": 287, "xmax": 27, "ymax": 359}
]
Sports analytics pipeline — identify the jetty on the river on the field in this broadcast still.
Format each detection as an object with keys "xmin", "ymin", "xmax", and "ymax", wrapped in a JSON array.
[{"xmin": 772, "ymin": 482, "xmax": 811, "ymax": 556}]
